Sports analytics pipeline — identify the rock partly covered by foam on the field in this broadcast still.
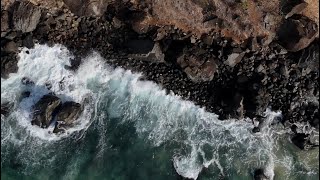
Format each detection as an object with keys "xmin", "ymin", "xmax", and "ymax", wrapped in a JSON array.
[
  {"xmin": 1, "ymin": 102, "xmax": 13, "ymax": 117},
  {"xmin": 53, "ymin": 101, "xmax": 83, "ymax": 134},
  {"xmin": 31, "ymin": 94, "xmax": 61, "ymax": 128},
  {"xmin": 31, "ymin": 94, "xmax": 83, "ymax": 133},
  {"xmin": 253, "ymin": 169, "xmax": 269, "ymax": 180},
  {"xmin": 56, "ymin": 101, "xmax": 82, "ymax": 125}
]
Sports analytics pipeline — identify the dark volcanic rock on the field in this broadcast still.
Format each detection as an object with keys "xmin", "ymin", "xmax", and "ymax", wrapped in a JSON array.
[
  {"xmin": 11, "ymin": 1, "xmax": 42, "ymax": 33},
  {"xmin": 31, "ymin": 94, "xmax": 61, "ymax": 128}
]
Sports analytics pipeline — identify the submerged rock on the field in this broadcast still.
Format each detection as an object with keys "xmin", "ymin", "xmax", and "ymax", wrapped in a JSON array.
[
  {"xmin": 290, "ymin": 124, "xmax": 318, "ymax": 150},
  {"xmin": 1, "ymin": 102, "xmax": 13, "ymax": 117},
  {"xmin": 253, "ymin": 169, "xmax": 269, "ymax": 180},
  {"xmin": 21, "ymin": 77, "xmax": 35, "ymax": 86},
  {"xmin": 31, "ymin": 94, "xmax": 61, "ymax": 128}
]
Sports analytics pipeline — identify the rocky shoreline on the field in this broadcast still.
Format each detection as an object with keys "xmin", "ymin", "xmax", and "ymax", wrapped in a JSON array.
[{"xmin": 1, "ymin": 0, "xmax": 319, "ymax": 151}]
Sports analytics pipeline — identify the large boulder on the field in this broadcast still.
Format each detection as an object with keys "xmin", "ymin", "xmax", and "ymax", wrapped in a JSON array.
[
  {"xmin": 277, "ymin": 15, "xmax": 318, "ymax": 52},
  {"xmin": 11, "ymin": 1, "xmax": 42, "ymax": 33},
  {"xmin": 56, "ymin": 101, "xmax": 82, "ymax": 125},
  {"xmin": 31, "ymin": 94, "xmax": 61, "ymax": 128},
  {"xmin": 53, "ymin": 101, "xmax": 82, "ymax": 134}
]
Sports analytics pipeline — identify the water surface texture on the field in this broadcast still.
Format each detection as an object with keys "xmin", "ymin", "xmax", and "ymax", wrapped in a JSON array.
[{"xmin": 1, "ymin": 44, "xmax": 319, "ymax": 180}]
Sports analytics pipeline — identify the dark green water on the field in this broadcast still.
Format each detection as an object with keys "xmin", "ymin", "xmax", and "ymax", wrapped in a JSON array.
[{"xmin": 1, "ymin": 44, "xmax": 319, "ymax": 180}]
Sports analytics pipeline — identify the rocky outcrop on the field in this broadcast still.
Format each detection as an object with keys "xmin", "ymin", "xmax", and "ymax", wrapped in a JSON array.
[
  {"xmin": 127, "ymin": 0, "xmax": 282, "ymax": 45},
  {"xmin": 31, "ymin": 94, "xmax": 83, "ymax": 132},
  {"xmin": 0, "ymin": 0, "xmax": 318, "ymax": 148},
  {"xmin": 31, "ymin": 94, "xmax": 61, "ymax": 128}
]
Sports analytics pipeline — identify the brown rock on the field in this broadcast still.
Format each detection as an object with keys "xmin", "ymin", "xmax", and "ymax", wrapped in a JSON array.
[
  {"xmin": 3, "ymin": 41, "xmax": 18, "ymax": 53},
  {"xmin": 277, "ymin": 15, "xmax": 318, "ymax": 52},
  {"xmin": 127, "ymin": 0, "xmax": 282, "ymax": 44},
  {"xmin": 12, "ymin": 1, "xmax": 42, "ymax": 33}
]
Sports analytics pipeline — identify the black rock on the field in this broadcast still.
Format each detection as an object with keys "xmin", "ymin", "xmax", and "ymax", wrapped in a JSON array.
[
  {"xmin": 252, "ymin": 127, "xmax": 260, "ymax": 133},
  {"xmin": 21, "ymin": 77, "xmax": 35, "ymax": 86},
  {"xmin": 56, "ymin": 101, "xmax": 83, "ymax": 125},
  {"xmin": 31, "ymin": 94, "xmax": 61, "ymax": 128},
  {"xmin": 1, "ymin": 102, "xmax": 13, "ymax": 117},
  {"xmin": 253, "ymin": 169, "xmax": 268, "ymax": 180}
]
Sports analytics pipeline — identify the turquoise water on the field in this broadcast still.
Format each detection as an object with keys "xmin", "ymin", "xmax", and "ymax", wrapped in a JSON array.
[{"xmin": 1, "ymin": 44, "xmax": 319, "ymax": 180}]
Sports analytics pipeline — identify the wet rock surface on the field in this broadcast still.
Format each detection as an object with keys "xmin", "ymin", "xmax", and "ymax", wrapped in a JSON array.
[
  {"xmin": 53, "ymin": 101, "xmax": 83, "ymax": 134},
  {"xmin": 30, "ymin": 93, "xmax": 83, "ymax": 133},
  {"xmin": 31, "ymin": 94, "xmax": 61, "ymax": 128},
  {"xmin": 1, "ymin": 102, "xmax": 13, "ymax": 117}
]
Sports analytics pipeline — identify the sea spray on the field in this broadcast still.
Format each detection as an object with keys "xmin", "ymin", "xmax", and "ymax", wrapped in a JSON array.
[{"xmin": 1, "ymin": 44, "xmax": 318, "ymax": 180}]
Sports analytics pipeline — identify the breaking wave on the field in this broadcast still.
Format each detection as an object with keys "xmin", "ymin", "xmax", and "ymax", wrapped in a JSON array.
[{"xmin": 1, "ymin": 44, "xmax": 318, "ymax": 180}]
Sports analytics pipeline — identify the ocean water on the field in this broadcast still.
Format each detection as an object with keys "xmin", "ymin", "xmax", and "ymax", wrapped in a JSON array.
[{"xmin": 1, "ymin": 44, "xmax": 319, "ymax": 180}]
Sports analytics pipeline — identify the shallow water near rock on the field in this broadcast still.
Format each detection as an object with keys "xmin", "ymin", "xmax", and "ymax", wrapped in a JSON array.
[{"xmin": 1, "ymin": 44, "xmax": 319, "ymax": 180}]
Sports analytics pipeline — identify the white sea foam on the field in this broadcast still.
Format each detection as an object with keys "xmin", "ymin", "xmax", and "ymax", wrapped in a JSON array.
[{"xmin": 1, "ymin": 44, "xmax": 318, "ymax": 179}]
